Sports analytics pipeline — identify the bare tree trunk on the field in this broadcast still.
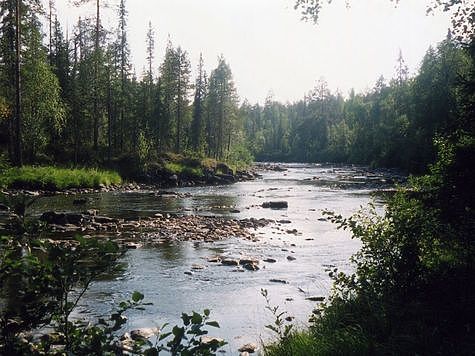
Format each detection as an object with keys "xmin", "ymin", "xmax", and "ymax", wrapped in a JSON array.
[
  {"xmin": 93, "ymin": 0, "xmax": 100, "ymax": 151},
  {"xmin": 14, "ymin": 0, "xmax": 22, "ymax": 167}
]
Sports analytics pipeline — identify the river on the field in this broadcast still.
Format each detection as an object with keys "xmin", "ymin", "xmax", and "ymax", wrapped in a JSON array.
[{"xmin": 31, "ymin": 163, "xmax": 401, "ymax": 354}]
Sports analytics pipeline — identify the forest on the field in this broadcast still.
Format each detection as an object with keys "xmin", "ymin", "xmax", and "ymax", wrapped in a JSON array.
[
  {"xmin": 0, "ymin": 0, "xmax": 474, "ymax": 355},
  {"xmin": 0, "ymin": 0, "xmax": 471, "ymax": 176}
]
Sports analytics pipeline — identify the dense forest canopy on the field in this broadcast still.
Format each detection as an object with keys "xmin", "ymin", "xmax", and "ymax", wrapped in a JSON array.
[{"xmin": 0, "ymin": 0, "xmax": 472, "ymax": 174}]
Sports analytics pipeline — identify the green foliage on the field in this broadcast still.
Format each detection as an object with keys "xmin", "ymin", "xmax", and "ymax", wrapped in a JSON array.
[
  {"xmin": 0, "ymin": 235, "xmax": 124, "ymax": 353},
  {"xmin": 0, "ymin": 166, "xmax": 122, "ymax": 190},
  {"xmin": 265, "ymin": 134, "xmax": 475, "ymax": 355},
  {"xmin": 261, "ymin": 289, "xmax": 293, "ymax": 340},
  {"xmin": 244, "ymin": 36, "xmax": 470, "ymax": 172},
  {"xmin": 1, "ymin": 232, "xmax": 227, "ymax": 355}
]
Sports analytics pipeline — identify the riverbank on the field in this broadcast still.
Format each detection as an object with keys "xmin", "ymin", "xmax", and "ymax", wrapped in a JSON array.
[
  {"xmin": 0, "ymin": 159, "xmax": 259, "ymax": 196},
  {"xmin": 0, "ymin": 166, "xmax": 122, "ymax": 191}
]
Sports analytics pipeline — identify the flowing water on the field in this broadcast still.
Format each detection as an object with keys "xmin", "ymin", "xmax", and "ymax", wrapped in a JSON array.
[{"xmin": 30, "ymin": 163, "xmax": 402, "ymax": 354}]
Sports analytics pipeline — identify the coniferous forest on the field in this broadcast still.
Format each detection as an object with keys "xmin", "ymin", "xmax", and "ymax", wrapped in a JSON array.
[
  {"xmin": 0, "ymin": 0, "xmax": 474, "ymax": 355},
  {"xmin": 0, "ymin": 0, "xmax": 472, "ymax": 175}
]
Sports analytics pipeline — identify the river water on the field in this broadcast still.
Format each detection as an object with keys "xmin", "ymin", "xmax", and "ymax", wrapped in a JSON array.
[{"xmin": 32, "ymin": 163, "xmax": 400, "ymax": 354}]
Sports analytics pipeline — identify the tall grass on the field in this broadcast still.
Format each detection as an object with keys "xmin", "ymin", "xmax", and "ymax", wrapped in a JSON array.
[{"xmin": 0, "ymin": 166, "xmax": 122, "ymax": 190}]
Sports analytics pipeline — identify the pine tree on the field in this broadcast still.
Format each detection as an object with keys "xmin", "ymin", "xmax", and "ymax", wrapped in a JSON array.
[{"xmin": 191, "ymin": 53, "xmax": 206, "ymax": 152}]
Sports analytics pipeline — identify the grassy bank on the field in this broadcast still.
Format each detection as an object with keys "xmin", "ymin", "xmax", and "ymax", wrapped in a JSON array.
[{"xmin": 0, "ymin": 166, "xmax": 122, "ymax": 190}]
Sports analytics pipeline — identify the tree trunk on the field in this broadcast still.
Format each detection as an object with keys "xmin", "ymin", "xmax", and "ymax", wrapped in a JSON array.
[{"xmin": 14, "ymin": 0, "xmax": 22, "ymax": 167}]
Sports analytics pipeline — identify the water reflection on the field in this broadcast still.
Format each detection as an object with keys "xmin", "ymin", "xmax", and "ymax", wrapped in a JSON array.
[{"xmin": 24, "ymin": 164, "xmax": 402, "ymax": 353}]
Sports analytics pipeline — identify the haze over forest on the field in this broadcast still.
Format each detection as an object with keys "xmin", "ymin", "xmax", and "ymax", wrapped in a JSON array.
[{"xmin": 51, "ymin": 0, "xmax": 453, "ymax": 103}]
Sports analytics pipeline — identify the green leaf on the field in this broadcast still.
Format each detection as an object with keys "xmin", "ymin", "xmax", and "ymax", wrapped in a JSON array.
[
  {"xmin": 132, "ymin": 291, "xmax": 144, "ymax": 303},
  {"xmin": 205, "ymin": 321, "xmax": 220, "ymax": 328},
  {"xmin": 191, "ymin": 311, "xmax": 203, "ymax": 325}
]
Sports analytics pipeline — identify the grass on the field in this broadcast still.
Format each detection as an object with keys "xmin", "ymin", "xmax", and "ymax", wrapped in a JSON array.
[
  {"xmin": 0, "ymin": 166, "xmax": 122, "ymax": 190},
  {"xmin": 163, "ymin": 162, "xmax": 204, "ymax": 178}
]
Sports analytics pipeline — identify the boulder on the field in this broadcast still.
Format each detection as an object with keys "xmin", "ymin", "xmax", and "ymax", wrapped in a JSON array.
[
  {"xmin": 242, "ymin": 262, "xmax": 259, "ymax": 271},
  {"xmin": 72, "ymin": 198, "xmax": 88, "ymax": 205},
  {"xmin": 94, "ymin": 215, "xmax": 118, "ymax": 224},
  {"xmin": 40, "ymin": 211, "xmax": 68, "ymax": 225},
  {"xmin": 201, "ymin": 336, "xmax": 225, "ymax": 346},
  {"xmin": 269, "ymin": 279, "xmax": 288, "ymax": 284},
  {"xmin": 306, "ymin": 296, "xmax": 325, "ymax": 302},
  {"xmin": 238, "ymin": 343, "xmax": 258, "ymax": 353},
  {"xmin": 261, "ymin": 201, "xmax": 288, "ymax": 209},
  {"xmin": 130, "ymin": 327, "xmax": 159, "ymax": 340},
  {"xmin": 216, "ymin": 162, "xmax": 233, "ymax": 175},
  {"xmin": 221, "ymin": 258, "xmax": 240, "ymax": 266},
  {"xmin": 239, "ymin": 257, "xmax": 259, "ymax": 265}
]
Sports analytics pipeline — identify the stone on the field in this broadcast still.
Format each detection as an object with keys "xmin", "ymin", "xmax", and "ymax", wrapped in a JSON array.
[
  {"xmin": 125, "ymin": 242, "xmax": 142, "ymax": 249},
  {"xmin": 277, "ymin": 219, "xmax": 291, "ymax": 224},
  {"xmin": 306, "ymin": 296, "xmax": 325, "ymax": 302},
  {"xmin": 263, "ymin": 258, "xmax": 277, "ymax": 263},
  {"xmin": 130, "ymin": 327, "xmax": 159, "ymax": 340},
  {"xmin": 238, "ymin": 343, "xmax": 258, "ymax": 353},
  {"xmin": 221, "ymin": 258, "xmax": 240, "ymax": 266},
  {"xmin": 216, "ymin": 162, "xmax": 233, "ymax": 175},
  {"xmin": 72, "ymin": 198, "xmax": 88, "ymax": 205},
  {"xmin": 94, "ymin": 215, "xmax": 118, "ymax": 224},
  {"xmin": 242, "ymin": 262, "xmax": 259, "ymax": 271},
  {"xmin": 262, "ymin": 201, "xmax": 288, "ymax": 209},
  {"xmin": 269, "ymin": 279, "xmax": 288, "ymax": 284},
  {"xmin": 287, "ymin": 256, "xmax": 296, "ymax": 261},
  {"xmin": 40, "ymin": 211, "xmax": 68, "ymax": 225},
  {"xmin": 201, "ymin": 336, "xmax": 225, "ymax": 345},
  {"xmin": 239, "ymin": 257, "xmax": 259, "ymax": 265}
]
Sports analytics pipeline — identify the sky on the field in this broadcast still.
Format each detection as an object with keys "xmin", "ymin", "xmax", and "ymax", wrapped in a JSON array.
[{"xmin": 48, "ymin": 0, "xmax": 453, "ymax": 104}]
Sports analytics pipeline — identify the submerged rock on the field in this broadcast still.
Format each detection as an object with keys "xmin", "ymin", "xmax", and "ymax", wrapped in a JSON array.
[{"xmin": 262, "ymin": 201, "xmax": 288, "ymax": 209}]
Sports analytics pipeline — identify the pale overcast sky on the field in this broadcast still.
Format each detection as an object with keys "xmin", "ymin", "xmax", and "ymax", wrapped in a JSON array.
[{"xmin": 48, "ymin": 0, "xmax": 452, "ymax": 104}]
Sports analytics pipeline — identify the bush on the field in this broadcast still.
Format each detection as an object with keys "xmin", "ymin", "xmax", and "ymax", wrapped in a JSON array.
[{"xmin": 265, "ymin": 134, "xmax": 475, "ymax": 355}]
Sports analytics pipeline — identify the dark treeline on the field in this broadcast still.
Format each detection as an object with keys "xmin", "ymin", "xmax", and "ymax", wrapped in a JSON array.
[
  {"xmin": 0, "ymin": 0, "xmax": 245, "ymax": 169},
  {"xmin": 0, "ymin": 0, "xmax": 471, "ymax": 175},
  {"xmin": 243, "ymin": 36, "xmax": 471, "ymax": 172}
]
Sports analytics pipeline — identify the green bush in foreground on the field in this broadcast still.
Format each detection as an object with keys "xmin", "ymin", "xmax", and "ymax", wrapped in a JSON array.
[
  {"xmin": 0, "ymin": 166, "xmax": 122, "ymax": 190},
  {"xmin": 265, "ymin": 134, "xmax": 475, "ymax": 355}
]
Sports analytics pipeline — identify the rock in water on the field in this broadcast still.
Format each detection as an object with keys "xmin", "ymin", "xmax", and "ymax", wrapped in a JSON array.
[
  {"xmin": 261, "ymin": 201, "xmax": 288, "ymax": 209},
  {"xmin": 130, "ymin": 327, "xmax": 160, "ymax": 340},
  {"xmin": 238, "ymin": 343, "xmax": 258, "ymax": 353}
]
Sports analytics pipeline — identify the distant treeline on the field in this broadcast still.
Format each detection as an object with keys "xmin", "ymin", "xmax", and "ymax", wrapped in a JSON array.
[
  {"xmin": 0, "ymin": 1, "xmax": 471, "ymax": 174},
  {"xmin": 244, "ymin": 35, "xmax": 472, "ymax": 173}
]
